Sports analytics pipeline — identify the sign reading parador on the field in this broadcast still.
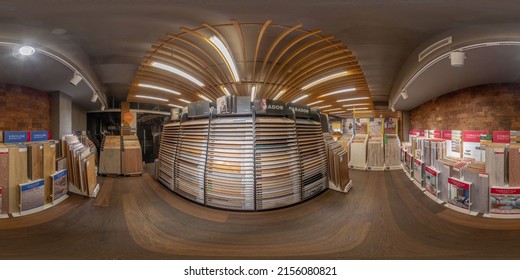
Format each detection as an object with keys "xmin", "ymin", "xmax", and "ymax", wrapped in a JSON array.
[
  {"xmin": 253, "ymin": 99, "xmax": 285, "ymax": 115},
  {"xmin": 286, "ymin": 103, "xmax": 310, "ymax": 117}
]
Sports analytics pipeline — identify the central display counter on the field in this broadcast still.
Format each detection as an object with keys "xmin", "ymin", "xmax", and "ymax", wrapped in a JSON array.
[{"xmin": 158, "ymin": 113, "xmax": 330, "ymax": 211}]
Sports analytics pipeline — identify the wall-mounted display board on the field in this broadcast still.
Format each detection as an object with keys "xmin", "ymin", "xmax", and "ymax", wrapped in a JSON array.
[
  {"xmin": 62, "ymin": 135, "xmax": 98, "ymax": 198},
  {"xmin": 384, "ymin": 134, "xmax": 401, "ymax": 169},
  {"xmin": 511, "ymin": 131, "xmax": 520, "ymax": 144},
  {"xmin": 369, "ymin": 118, "xmax": 383, "ymax": 136},
  {"xmin": 485, "ymin": 143, "xmax": 506, "ymax": 187},
  {"xmin": 413, "ymin": 158, "xmax": 424, "ymax": 189},
  {"xmin": 175, "ymin": 119, "xmax": 209, "ymax": 204},
  {"xmin": 354, "ymin": 118, "xmax": 369, "ymax": 135},
  {"xmin": 510, "ymin": 143, "xmax": 520, "ymax": 187},
  {"xmin": 349, "ymin": 134, "xmax": 368, "ymax": 170},
  {"xmin": 447, "ymin": 177, "xmax": 474, "ymax": 214},
  {"xmin": 367, "ymin": 136, "xmax": 384, "ymax": 170},
  {"xmin": 488, "ymin": 187, "xmax": 520, "ymax": 216},
  {"xmin": 158, "ymin": 122, "xmax": 180, "ymax": 190},
  {"xmin": 462, "ymin": 130, "xmax": 488, "ymax": 161},
  {"xmin": 343, "ymin": 119, "xmax": 354, "ymax": 135},
  {"xmin": 404, "ymin": 152, "xmax": 413, "ymax": 176},
  {"xmin": 384, "ymin": 118, "xmax": 397, "ymax": 135},
  {"xmin": 206, "ymin": 117, "xmax": 255, "ymax": 210},
  {"xmin": 296, "ymin": 120, "xmax": 327, "ymax": 199},
  {"xmin": 19, "ymin": 179, "xmax": 45, "ymax": 212},
  {"xmin": 425, "ymin": 166, "xmax": 440, "ymax": 198}
]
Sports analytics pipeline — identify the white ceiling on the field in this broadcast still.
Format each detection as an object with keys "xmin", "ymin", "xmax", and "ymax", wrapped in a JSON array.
[{"xmin": 1, "ymin": 0, "xmax": 520, "ymax": 111}]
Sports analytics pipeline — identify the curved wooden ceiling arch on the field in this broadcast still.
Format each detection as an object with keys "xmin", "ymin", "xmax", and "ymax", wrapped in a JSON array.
[{"xmin": 128, "ymin": 20, "xmax": 374, "ymax": 116}]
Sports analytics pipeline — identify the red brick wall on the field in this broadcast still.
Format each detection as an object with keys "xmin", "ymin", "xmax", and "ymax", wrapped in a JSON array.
[
  {"xmin": 410, "ymin": 83, "xmax": 520, "ymax": 131},
  {"xmin": 0, "ymin": 84, "xmax": 50, "ymax": 131}
]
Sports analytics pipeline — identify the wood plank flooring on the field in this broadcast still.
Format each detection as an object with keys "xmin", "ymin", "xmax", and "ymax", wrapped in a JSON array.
[{"xmin": 1, "ymin": 166, "xmax": 520, "ymax": 259}]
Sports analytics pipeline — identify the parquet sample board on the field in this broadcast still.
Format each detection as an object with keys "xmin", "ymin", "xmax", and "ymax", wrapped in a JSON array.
[
  {"xmin": 99, "ymin": 135, "xmax": 121, "ymax": 175},
  {"xmin": 384, "ymin": 135, "xmax": 401, "ymax": 167},
  {"xmin": 510, "ymin": 143, "xmax": 520, "ymax": 187},
  {"xmin": 367, "ymin": 136, "xmax": 384, "ymax": 168},
  {"xmin": 43, "ymin": 142, "xmax": 57, "ymax": 203},
  {"xmin": 463, "ymin": 166, "xmax": 489, "ymax": 214},
  {"xmin": 121, "ymin": 135, "xmax": 143, "ymax": 175},
  {"xmin": 175, "ymin": 119, "xmax": 209, "ymax": 204},
  {"xmin": 485, "ymin": 143, "xmax": 506, "ymax": 187},
  {"xmin": 296, "ymin": 119, "xmax": 327, "ymax": 200},
  {"xmin": 158, "ymin": 122, "xmax": 180, "ymax": 190},
  {"xmin": 350, "ymin": 135, "xmax": 367, "ymax": 168},
  {"xmin": 84, "ymin": 154, "xmax": 97, "ymax": 196},
  {"xmin": 206, "ymin": 117, "xmax": 254, "ymax": 210},
  {"xmin": 324, "ymin": 133, "xmax": 349, "ymax": 191},
  {"xmin": 255, "ymin": 117, "xmax": 301, "ymax": 210},
  {"xmin": 0, "ymin": 144, "xmax": 8, "ymax": 214},
  {"xmin": 7, "ymin": 144, "xmax": 28, "ymax": 213}
]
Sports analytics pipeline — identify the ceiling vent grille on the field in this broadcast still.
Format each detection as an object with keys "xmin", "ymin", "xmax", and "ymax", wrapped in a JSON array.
[{"xmin": 418, "ymin": 36, "xmax": 452, "ymax": 62}]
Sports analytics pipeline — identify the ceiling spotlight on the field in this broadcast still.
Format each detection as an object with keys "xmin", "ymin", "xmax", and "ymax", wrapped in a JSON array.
[
  {"xmin": 391, "ymin": 106, "xmax": 396, "ymax": 112},
  {"xmin": 69, "ymin": 71, "xmax": 83, "ymax": 86},
  {"xmin": 450, "ymin": 51, "xmax": 465, "ymax": 67},
  {"xmin": 101, "ymin": 104, "xmax": 105, "ymax": 111},
  {"xmin": 90, "ymin": 92, "xmax": 98, "ymax": 103},
  {"xmin": 251, "ymin": 86, "xmax": 256, "ymax": 102},
  {"xmin": 18, "ymin": 45, "xmax": 35, "ymax": 56},
  {"xmin": 401, "ymin": 90, "xmax": 408, "ymax": 100}
]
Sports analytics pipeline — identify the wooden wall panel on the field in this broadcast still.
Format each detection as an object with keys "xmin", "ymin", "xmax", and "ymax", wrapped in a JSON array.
[{"xmin": 43, "ymin": 142, "xmax": 57, "ymax": 203}]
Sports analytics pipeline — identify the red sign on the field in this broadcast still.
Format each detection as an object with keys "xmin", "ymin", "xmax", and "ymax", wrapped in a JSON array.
[
  {"xmin": 406, "ymin": 152, "xmax": 411, "ymax": 160},
  {"xmin": 419, "ymin": 130, "xmax": 425, "ymax": 137},
  {"xmin": 413, "ymin": 158, "xmax": 422, "ymax": 166},
  {"xmin": 425, "ymin": 166, "xmax": 438, "ymax": 176},
  {"xmin": 491, "ymin": 187, "xmax": 520, "ymax": 195},
  {"xmin": 442, "ymin": 130, "xmax": 452, "ymax": 140},
  {"xmin": 493, "ymin": 131, "xmax": 511, "ymax": 143},
  {"xmin": 462, "ymin": 130, "xmax": 488, "ymax": 142},
  {"xmin": 448, "ymin": 177, "xmax": 471, "ymax": 190},
  {"xmin": 434, "ymin": 130, "xmax": 441, "ymax": 138}
]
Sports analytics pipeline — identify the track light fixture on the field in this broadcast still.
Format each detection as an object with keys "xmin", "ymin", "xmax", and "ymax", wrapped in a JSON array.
[
  {"xmin": 391, "ymin": 106, "xmax": 396, "ymax": 112},
  {"xmin": 91, "ymin": 92, "xmax": 98, "ymax": 103},
  {"xmin": 69, "ymin": 71, "xmax": 83, "ymax": 86},
  {"xmin": 401, "ymin": 90, "xmax": 409, "ymax": 100},
  {"xmin": 450, "ymin": 51, "xmax": 465, "ymax": 67},
  {"xmin": 101, "ymin": 104, "xmax": 105, "ymax": 111}
]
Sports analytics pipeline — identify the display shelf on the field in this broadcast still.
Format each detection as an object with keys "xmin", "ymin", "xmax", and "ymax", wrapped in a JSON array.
[
  {"xmin": 121, "ymin": 135, "xmax": 143, "ymax": 175},
  {"xmin": 206, "ymin": 117, "xmax": 255, "ymax": 210},
  {"xmin": 367, "ymin": 136, "xmax": 384, "ymax": 169},
  {"xmin": 254, "ymin": 117, "xmax": 301, "ymax": 210},
  {"xmin": 175, "ymin": 119, "xmax": 209, "ymax": 204},
  {"xmin": 323, "ymin": 133, "xmax": 350, "ymax": 192},
  {"xmin": 384, "ymin": 134, "xmax": 401, "ymax": 169},
  {"xmin": 98, "ymin": 135, "xmax": 121, "ymax": 175},
  {"xmin": 349, "ymin": 134, "xmax": 368, "ymax": 170},
  {"xmin": 296, "ymin": 119, "xmax": 327, "ymax": 200},
  {"xmin": 158, "ymin": 122, "xmax": 180, "ymax": 191}
]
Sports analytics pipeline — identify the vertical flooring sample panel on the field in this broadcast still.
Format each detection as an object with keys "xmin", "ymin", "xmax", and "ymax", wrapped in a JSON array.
[
  {"xmin": 7, "ymin": 144, "xmax": 28, "ymax": 213},
  {"xmin": 367, "ymin": 136, "xmax": 384, "ymax": 168},
  {"xmin": 99, "ymin": 135, "xmax": 121, "ymax": 175},
  {"xmin": 27, "ymin": 143, "xmax": 44, "ymax": 180},
  {"xmin": 384, "ymin": 135, "xmax": 401, "ymax": 167},
  {"xmin": 509, "ymin": 144, "xmax": 520, "ymax": 187},
  {"xmin": 0, "ymin": 144, "xmax": 9, "ymax": 214},
  {"xmin": 85, "ymin": 154, "xmax": 97, "ymax": 196},
  {"xmin": 121, "ymin": 135, "xmax": 143, "ymax": 175},
  {"xmin": 464, "ymin": 169, "xmax": 489, "ymax": 214},
  {"xmin": 485, "ymin": 143, "xmax": 506, "ymax": 187},
  {"xmin": 43, "ymin": 142, "xmax": 57, "ymax": 203}
]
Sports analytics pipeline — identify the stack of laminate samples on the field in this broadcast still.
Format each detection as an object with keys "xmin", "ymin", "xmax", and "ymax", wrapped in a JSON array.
[
  {"xmin": 255, "ymin": 117, "xmax": 301, "ymax": 210},
  {"xmin": 206, "ymin": 117, "xmax": 254, "ymax": 210},
  {"xmin": 99, "ymin": 135, "xmax": 121, "ymax": 175},
  {"xmin": 510, "ymin": 143, "xmax": 520, "ymax": 187},
  {"xmin": 485, "ymin": 143, "xmax": 506, "ymax": 187},
  {"xmin": 158, "ymin": 122, "xmax": 180, "ymax": 190},
  {"xmin": 121, "ymin": 135, "xmax": 143, "ymax": 175},
  {"xmin": 63, "ymin": 135, "xmax": 97, "ymax": 196},
  {"xmin": 367, "ymin": 136, "xmax": 384, "ymax": 168},
  {"xmin": 0, "ymin": 143, "xmax": 28, "ymax": 214},
  {"xmin": 295, "ymin": 119, "xmax": 327, "ymax": 200},
  {"xmin": 323, "ymin": 133, "xmax": 349, "ymax": 191},
  {"xmin": 175, "ymin": 119, "xmax": 209, "ymax": 204}
]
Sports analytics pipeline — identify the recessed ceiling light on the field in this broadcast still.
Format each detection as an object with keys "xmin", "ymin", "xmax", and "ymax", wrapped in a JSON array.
[
  {"xmin": 178, "ymin": 98, "xmax": 191, "ymax": 103},
  {"xmin": 307, "ymin": 100, "xmax": 323, "ymax": 106},
  {"xmin": 51, "ymin": 28, "xmax": 67, "ymax": 35},
  {"xmin": 168, "ymin": 103, "xmax": 183, "ymax": 108},
  {"xmin": 150, "ymin": 61, "xmax": 204, "ymax": 87},
  {"xmin": 198, "ymin": 94, "xmax": 211, "ymax": 102},
  {"xmin": 18, "ymin": 46, "xmax": 35, "ymax": 56},
  {"xmin": 138, "ymin": 83, "xmax": 181, "ymax": 95},
  {"xmin": 273, "ymin": 89, "xmax": 286, "ymax": 100},
  {"xmin": 301, "ymin": 71, "xmax": 349, "ymax": 90},
  {"xmin": 318, "ymin": 105, "xmax": 332, "ymax": 109},
  {"xmin": 342, "ymin": 103, "xmax": 370, "ymax": 107},
  {"xmin": 209, "ymin": 36, "xmax": 240, "ymax": 83}
]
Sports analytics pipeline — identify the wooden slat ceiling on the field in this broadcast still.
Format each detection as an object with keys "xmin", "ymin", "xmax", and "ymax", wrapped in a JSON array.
[{"xmin": 128, "ymin": 20, "xmax": 373, "ymax": 117}]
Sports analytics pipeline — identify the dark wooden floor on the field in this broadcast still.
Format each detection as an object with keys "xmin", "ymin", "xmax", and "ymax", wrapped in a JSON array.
[{"xmin": 1, "ymin": 167, "xmax": 520, "ymax": 259}]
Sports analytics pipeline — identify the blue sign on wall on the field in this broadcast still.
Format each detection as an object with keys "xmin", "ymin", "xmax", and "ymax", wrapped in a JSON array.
[
  {"xmin": 3, "ymin": 131, "xmax": 28, "ymax": 143},
  {"xmin": 30, "ymin": 131, "xmax": 49, "ymax": 141}
]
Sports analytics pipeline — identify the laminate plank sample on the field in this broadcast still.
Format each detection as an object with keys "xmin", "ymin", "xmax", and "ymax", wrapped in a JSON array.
[
  {"xmin": 7, "ymin": 144, "xmax": 28, "ymax": 213},
  {"xmin": 0, "ymin": 144, "xmax": 9, "ymax": 214},
  {"xmin": 509, "ymin": 143, "xmax": 520, "ymax": 187}
]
